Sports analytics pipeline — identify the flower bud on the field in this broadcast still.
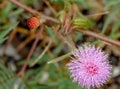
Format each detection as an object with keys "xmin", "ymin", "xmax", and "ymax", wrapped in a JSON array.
[
  {"xmin": 72, "ymin": 17, "xmax": 93, "ymax": 29},
  {"xmin": 27, "ymin": 17, "xmax": 40, "ymax": 29}
]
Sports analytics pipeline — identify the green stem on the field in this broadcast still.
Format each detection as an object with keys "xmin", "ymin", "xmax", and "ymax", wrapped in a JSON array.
[
  {"xmin": 30, "ymin": 40, "xmax": 52, "ymax": 67},
  {"xmin": 47, "ymin": 51, "xmax": 73, "ymax": 64}
]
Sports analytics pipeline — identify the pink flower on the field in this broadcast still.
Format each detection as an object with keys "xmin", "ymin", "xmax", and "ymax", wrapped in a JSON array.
[{"xmin": 67, "ymin": 45, "xmax": 111, "ymax": 89}]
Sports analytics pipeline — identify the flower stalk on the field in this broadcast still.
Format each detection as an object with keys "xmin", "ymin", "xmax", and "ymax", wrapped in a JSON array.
[{"xmin": 47, "ymin": 51, "xmax": 73, "ymax": 64}]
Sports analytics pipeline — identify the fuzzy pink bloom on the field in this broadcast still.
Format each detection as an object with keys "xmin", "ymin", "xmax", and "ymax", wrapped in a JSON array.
[{"xmin": 67, "ymin": 45, "xmax": 111, "ymax": 89}]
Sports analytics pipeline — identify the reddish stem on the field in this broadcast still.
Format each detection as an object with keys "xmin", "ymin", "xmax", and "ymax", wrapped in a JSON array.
[
  {"xmin": 17, "ymin": 26, "xmax": 44, "ymax": 77},
  {"xmin": 70, "ymin": 5, "xmax": 74, "ymax": 19},
  {"xmin": 75, "ymin": 29, "xmax": 120, "ymax": 47},
  {"xmin": 9, "ymin": 0, "xmax": 59, "ymax": 23}
]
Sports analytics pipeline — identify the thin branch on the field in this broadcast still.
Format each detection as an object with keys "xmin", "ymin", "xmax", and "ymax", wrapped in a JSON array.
[
  {"xmin": 75, "ymin": 29, "xmax": 120, "ymax": 47},
  {"xmin": 30, "ymin": 40, "xmax": 52, "ymax": 67},
  {"xmin": 87, "ymin": 11, "xmax": 109, "ymax": 17},
  {"xmin": 9, "ymin": 0, "xmax": 59, "ymax": 23},
  {"xmin": 43, "ymin": 0, "xmax": 57, "ymax": 16},
  {"xmin": 17, "ymin": 26, "xmax": 44, "ymax": 77}
]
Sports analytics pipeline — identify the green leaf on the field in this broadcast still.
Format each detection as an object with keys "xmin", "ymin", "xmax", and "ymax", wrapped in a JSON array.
[
  {"xmin": 45, "ymin": 26, "xmax": 58, "ymax": 44},
  {"xmin": 110, "ymin": 21, "xmax": 120, "ymax": 38},
  {"xmin": 0, "ymin": 37, "xmax": 7, "ymax": 44},
  {"xmin": 72, "ymin": 0, "xmax": 90, "ymax": 8},
  {"xmin": 0, "ymin": 63, "xmax": 16, "ymax": 89},
  {"xmin": 0, "ymin": 3, "xmax": 13, "ymax": 23},
  {"xmin": 53, "ymin": 42, "xmax": 63, "ymax": 57},
  {"xmin": 0, "ymin": 22, "xmax": 18, "ymax": 44},
  {"xmin": 75, "ymin": 33, "xmax": 83, "ymax": 42},
  {"xmin": 10, "ymin": 8, "xmax": 24, "ymax": 17},
  {"xmin": 102, "ymin": 13, "xmax": 115, "ymax": 34}
]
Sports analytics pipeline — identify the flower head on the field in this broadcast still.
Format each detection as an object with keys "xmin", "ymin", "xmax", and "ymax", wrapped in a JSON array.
[
  {"xmin": 67, "ymin": 45, "xmax": 111, "ymax": 89},
  {"xmin": 27, "ymin": 17, "xmax": 40, "ymax": 29}
]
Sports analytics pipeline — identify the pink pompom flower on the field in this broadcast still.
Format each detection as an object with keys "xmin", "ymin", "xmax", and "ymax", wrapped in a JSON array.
[{"xmin": 67, "ymin": 45, "xmax": 111, "ymax": 89}]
